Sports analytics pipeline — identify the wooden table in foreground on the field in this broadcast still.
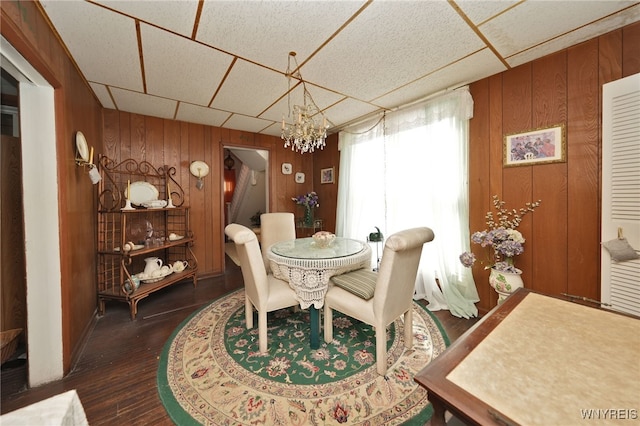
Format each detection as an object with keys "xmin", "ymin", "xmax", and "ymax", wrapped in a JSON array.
[{"xmin": 414, "ymin": 288, "xmax": 640, "ymax": 426}]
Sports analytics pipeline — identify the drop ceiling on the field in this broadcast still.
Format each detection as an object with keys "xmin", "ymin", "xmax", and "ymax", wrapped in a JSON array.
[{"xmin": 39, "ymin": 0, "xmax": 640, "ymax": 137}]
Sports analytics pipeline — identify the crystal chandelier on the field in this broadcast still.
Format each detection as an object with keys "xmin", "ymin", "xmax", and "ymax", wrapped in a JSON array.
[{"xmin": 281, "ymin": 52, "xmax": 329, "ymax": 154}]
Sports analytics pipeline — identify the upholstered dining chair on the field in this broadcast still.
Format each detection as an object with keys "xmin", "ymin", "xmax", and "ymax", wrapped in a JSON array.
[
  {"xmin": 225, "ymin": 223, "xmax": 299, "ymax": 353},
  {"xmin": 323, "ymin": 227, "xmax": 435, "ymax": 375},
  {"xmin": 260, "ymin": 212, "xmax": 296, "ymax": 272}
]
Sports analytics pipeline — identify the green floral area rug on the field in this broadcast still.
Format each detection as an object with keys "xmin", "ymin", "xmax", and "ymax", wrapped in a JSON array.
[{"xmin": 158, "ymin": 289, "xmax": 449, "ymax": 425}]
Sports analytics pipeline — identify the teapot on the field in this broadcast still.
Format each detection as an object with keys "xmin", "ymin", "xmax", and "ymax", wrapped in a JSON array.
[
  {"xmin": 143, "ymin": 257, "xmax": 163, "ymax": 276},
  {"xmin": 172, "ymin": 260, "xmax": 188, "ymax": 272}
]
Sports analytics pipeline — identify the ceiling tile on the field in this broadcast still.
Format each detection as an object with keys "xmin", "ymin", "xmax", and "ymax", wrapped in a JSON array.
[
  {"xmin": 223, "ymin": 114, "xmax": 275, "ymax": 134},
  {"xmin": 301, "ymin": 1, "xmax": 486, "ymax": 102},
  {"xmin": 88, "ymin": 83, "xmax": 115, "ymax": 109},
  {"xmin": 141, "ymin": 23, "xmax": 233, "ymax": 106},
  {"xmin": 323, "ymin": 98, "xmax": 381, "ymax": 129},
  {"xmin": 92, "ymin": 0, "xmax": 199, "ymax": 37},
  {"xmin": 260, "ymin": 122, "xmax": 284, "ymax": 138},
  {"xmin": 196, "ymin": 1, "xmax": 366, "ymax": 71},
  {"xmin": 110, "ymin": 87, "xmax": 177, "ymax": 119},
  {"xmin": 175, "ymin": 103, "xmax": 231, "ymax": 127},
  {"xmin": 40, "ymin": 0, "xmax": 143, "ymax": 92},
  {"xmin": 374, "ymin": 48, "xmax": 507, "ymax": 109},
  {"xmin": 454, "ymin": 0, "xmax": 519, "ymax": 25},
  {"xmin": 480, "ymin": 1, "xmax": 637, "ymax": 58},
  {"xmin": 210, "ymin": 59, "xmax": 287, "ymax": 117},
  {"xmin": 507, "ymin": 5, "xmax": 640, "ymax": 68}
]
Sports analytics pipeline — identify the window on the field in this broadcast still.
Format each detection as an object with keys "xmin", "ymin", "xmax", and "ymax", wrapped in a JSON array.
[{"xmin": 337, "ymin": 88, "xmax": 478, "ymax": 318}]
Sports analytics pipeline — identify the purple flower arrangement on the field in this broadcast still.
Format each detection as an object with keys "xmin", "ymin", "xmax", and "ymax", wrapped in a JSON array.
[
  {"xmin": 292, "ymin": 191, "xmax": 319, "ymax": 208},
  {"xmin": 460, "ymin": 195, "xmax": 541, "ymax": 273}
]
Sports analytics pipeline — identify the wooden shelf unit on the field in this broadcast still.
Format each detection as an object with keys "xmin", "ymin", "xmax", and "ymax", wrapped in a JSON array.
[{"xmin": 96, "ymin": 156, "xmax": 198, "ymax": 319}]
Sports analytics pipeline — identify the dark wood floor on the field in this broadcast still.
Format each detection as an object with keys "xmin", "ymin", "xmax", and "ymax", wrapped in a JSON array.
[{"xmin": 0, "ymin": 259, "xmax": 480, "ymax": 424}]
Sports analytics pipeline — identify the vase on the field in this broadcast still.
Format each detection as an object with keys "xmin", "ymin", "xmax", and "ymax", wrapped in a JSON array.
[
  {"xmin": 303, "ymin": 205, "xmax": 314, "ymax": 228},
  {"xmin": 489, "ymin": 267, "xmax": 524, "ymax": 304}
]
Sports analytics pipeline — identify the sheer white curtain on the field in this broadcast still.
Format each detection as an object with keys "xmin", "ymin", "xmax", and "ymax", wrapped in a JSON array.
[{"xmin": 336, "ymin": 88, "xmax": 479, "ymax": 318}]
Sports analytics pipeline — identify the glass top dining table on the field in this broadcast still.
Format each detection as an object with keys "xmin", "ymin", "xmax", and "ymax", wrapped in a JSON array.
[
  {"xmin": 267, "ymin": 237, "xmax": 372, "ymax": 349},
  {"xmin": 270, "ymin": 237, "xmax": 367, "ymax": 259}
]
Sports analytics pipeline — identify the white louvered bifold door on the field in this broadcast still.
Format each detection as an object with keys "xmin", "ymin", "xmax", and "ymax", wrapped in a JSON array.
[{"xmin": 602, "ymin": 72, "xmax": 640, "ymax": 317}]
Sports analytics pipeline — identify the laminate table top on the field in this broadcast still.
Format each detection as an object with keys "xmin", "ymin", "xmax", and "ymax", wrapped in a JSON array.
[{"xmin": 414, "ymin": 288, "xmax": 640, "ymax": 426}]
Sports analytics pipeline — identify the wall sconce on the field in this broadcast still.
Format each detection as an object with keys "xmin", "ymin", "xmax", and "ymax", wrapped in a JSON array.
[
  {"xmin": 75, "ymin": 131, "xmax": 101, "ymax": 184},
  {"xmin": 190, "ymin": 160, "xmax": 209, "ymax": 190}
]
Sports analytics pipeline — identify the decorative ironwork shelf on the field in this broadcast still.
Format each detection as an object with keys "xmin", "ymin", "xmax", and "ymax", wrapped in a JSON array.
[
  {"xmin": 97, "ymin": 156, "xmax": 184, "ymax": 212},
  {"xmin": 96, "ymin": 156, "xmax": 198, "ymax": 319}
]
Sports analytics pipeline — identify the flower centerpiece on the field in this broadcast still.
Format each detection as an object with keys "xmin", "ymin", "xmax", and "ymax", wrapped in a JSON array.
[
  {"xmin": 460, "ymin": 195, "xmax": 541, "ymax": 273},
  {"xmin": 312, "ymin": 231, "xmax": 336, "ymax": 248},
  {"xmin": 292, "ymin": 191, "xmax": 319, "ymax": 227}
]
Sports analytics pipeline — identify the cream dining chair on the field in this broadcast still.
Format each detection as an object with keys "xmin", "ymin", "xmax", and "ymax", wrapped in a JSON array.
[
  {"xmin": 225, "ymin": 223, "xmax": 299, "ymax": 353},
  {"xmin": 323, "ymin": 227, "xmax": 435, "ymax": 375},
  {"xmin": 260, "ymin": 212, "xmax": 296, "ymax": 272}
]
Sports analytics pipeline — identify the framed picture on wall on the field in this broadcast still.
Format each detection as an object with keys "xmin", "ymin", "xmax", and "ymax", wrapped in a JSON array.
[
  {"xmin": 321, "ymin": 167, "xmax": 334, "ymax": 184},
  {"xmin": 281, "ymin": 163, "xmax": 292, "ymax": 175},
  {"xmin": 504, "ymin": 124, "xmax": 566, "ymax": 167}
]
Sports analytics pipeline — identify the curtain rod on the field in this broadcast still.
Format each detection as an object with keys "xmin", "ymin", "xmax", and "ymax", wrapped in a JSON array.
[{"xmin": 333, "ymin": 82, "xmax": 470, "ymax": 134}]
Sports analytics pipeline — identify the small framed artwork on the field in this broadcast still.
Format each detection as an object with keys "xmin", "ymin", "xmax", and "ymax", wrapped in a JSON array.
[
  {"xmin": 295, "ymin": 172, "xmax": 305, "ymax": 183},
  {"xmin": 504, "ymin": 124, "xmax": 565, "ymax": 167},
  {"xmin": 281, "ymin": 163, "xmax": 292, "ymax": 175},
  {"xmin": 320, "ymin": 167, "xmax": 334, "ymax": 184}
]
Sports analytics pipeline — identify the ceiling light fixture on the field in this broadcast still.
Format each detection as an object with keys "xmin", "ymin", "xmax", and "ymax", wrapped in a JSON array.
[{"xmin": 281, "ymin": 52, "xmax": 329, "ymax": 154}]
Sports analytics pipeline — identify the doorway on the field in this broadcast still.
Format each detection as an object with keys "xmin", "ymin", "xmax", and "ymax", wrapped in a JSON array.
[
  {"xmin": 1, "ymin": 36, "xmax": 64, "ymax": 386},
  {"xmin": 1, "ymin": 69, "xmax": 26, "ymax": 373},
  {"xmin": 223, "ymin": 146, "xmax": 269, "ymax": 228},
  {"xmin": 222, "ymin": 146, "xmax": 268, "ymax": 268}
]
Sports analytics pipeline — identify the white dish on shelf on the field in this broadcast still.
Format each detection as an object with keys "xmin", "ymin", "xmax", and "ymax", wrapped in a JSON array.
[
  {"xmin": 169, "ymin": 234, "xmax": 185, "ymax": 241},
  {"xmin": 125, "ymin": 181, "xmax": 159, "ymax": 205},
  {"xmin": 114, "ymin": 244, "xmax": 144, "ymax": 252},
  {"xmin": 141, "ymin": 199, "xmax": 167, "ymax": 209},
  {"xmin": 135, "ymin": 268, "xmax": 173, "ymax": 284}
]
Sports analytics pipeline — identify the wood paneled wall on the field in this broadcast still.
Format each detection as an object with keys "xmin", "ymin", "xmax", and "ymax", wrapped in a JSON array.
[
  {"xmin": 101, "ymin": 112, "xmax": 318, "ymax": 277},
  {"xmin": 469, "ymin": 22, "xmax": 640, "ymax": 313},
  {"xmin": 1, "ymin": 1, "xmax": 103, "ymax": 373}
]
